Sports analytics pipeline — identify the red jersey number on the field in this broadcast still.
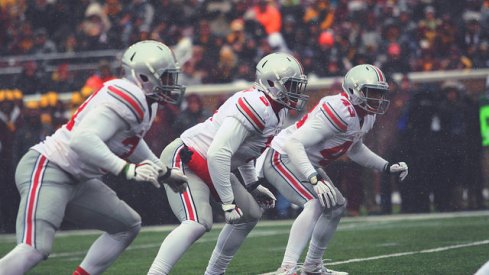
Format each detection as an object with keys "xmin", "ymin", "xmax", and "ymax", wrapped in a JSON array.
[
  {"xmin": 318, "ymin": 141, "xmax": 353, "ymax": 166},
  {"xmin": 66, "ymin": 88, "xmax": 103, "ymax": 131}
]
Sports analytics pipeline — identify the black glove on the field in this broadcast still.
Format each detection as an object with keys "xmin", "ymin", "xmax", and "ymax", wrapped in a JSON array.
[{"xmin": 179, "ymin": 145, "xmax": 194, "ymax": 164}]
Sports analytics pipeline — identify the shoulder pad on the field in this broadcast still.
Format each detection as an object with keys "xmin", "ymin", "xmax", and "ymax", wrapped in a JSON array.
[
  {"xmin": 233, "ymin": 90, "xmax": 270, "ymax": 133},
  {"xmin": 105, "ymin": 81, "xmax": 146, "ymax": 123},
  {"xmin": 318, "ymin": 95, "xmax": 355, "ymax": 132}
]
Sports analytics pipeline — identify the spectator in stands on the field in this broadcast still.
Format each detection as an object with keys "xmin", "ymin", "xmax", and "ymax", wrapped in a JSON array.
[
  {"xmin": 436, "ymin": 81, "xmax": 470, "ymax": 211},
  {"xmin": 12, "ymin": 61, "xmax": 47, "ymax": 95},
  {"xmin": 303, "ymin": 0, "xmax": 335, "ymax": 31},
  {"xmin": 0, "ymin": 91, "xmax": 21, "ymax": 233},
  {"xmin": 78, "ymin": 1, "xmax": 111, "ymax": 51},
  {"xmin": 25, "ymin": 0, "xmax": 56, "ymax": 36},
  {"xmin": 172, "ymin": 93, "xmax": 212, "ymax": 137},
  {"xmin": 82, "ymin": 60, "xmax": 116, "ymax": 94},
  {"xmin": 401, "ymin": 84, "xmax": 439, "ymax": 213},
  {"xmin": 179, "ymin": 61, "xmax": 202, "ymax": 87},
  {"xmin": 49, "ymin": 63, "xmax": 77, "ymax": 93},
  {"xmin": 31, "ymin": 28, "xmax": 56, "ymax": 55},
  {"xmin": 204, "ymin": 45, "xmax": 237, "ymax": 84},
  {"xmin": 252, "ymin": 0, "xmax": 282, "ymax": 36},
  {"xmin": 129, "ymin": 0, "xmax": 155, "ymax": 41}
]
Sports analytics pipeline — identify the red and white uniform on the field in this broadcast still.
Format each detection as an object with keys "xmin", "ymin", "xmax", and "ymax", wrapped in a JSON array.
[
  {"xmin": 180, "ymin": 87, "xmax": 286, "ymax": 203},
  {"xmin": 33, "ymin": 78, "xmax": 158, "ymax": 180},
  {"xmin": 261, "ymin": 92, "xmax": 388, "ymax": 205},
  {"xmin": 8, "ymin": 78, "xmax": 157, "ymax": 261}
]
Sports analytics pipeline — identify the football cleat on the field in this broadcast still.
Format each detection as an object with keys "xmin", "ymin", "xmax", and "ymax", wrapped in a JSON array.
[
  {"xmin": 299, "ymin": 263, "xmax": 348, "ymax": 275},
  {"xmin": 275, "ymin": 265, "xmax": 298, "ymax": 275}
]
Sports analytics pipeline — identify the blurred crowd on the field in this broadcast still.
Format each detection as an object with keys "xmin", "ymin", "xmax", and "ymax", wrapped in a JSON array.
[
  {"xmin": 1, "ymin": 0, "xmax": 489, "ymax": 94},
  {"xmin": 1, "ymin": 0, "xmax": 489, "ymax": 232}
]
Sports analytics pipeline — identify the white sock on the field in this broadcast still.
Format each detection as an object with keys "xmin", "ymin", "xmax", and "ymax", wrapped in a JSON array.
[
  {"xmin": 79, "ymin": 223, "xmax": 140, "ymax": 274},
  {"xmin": 148, "ymin": 220, "xmax": 206, "ymax": 275},
  {"xmin": 304, "ymin": 208, "xmax": 343, "ymax": 267},
  {"xmin": 0, "ymin": 243, "xmax": 44, "ymax": 275},
  {"xmin": 205, "ymin": 221, "xmax": 257, "ymax": 275},
  {"xmin": 281, "ymin": 201, "xmax": 322, "ymax": 268}
]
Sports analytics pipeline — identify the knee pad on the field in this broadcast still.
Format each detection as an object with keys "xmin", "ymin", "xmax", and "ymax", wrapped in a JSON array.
[
  {"xmin": 183, "ymin": 220, "xmax": 208, "ymax": 236},
  {"xmin": 329, "ymin": 203, "xmax": 347, "ymax": 220},
  {"xmin": 110, "ymin": 222, "xmax": 141, "ymax": 242},
  {"xmin": 200, "ymin": 220, "xmax": 213, "ymax": 232}
]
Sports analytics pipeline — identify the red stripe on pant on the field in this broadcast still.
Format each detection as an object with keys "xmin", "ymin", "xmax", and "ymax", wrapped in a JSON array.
[
  {"xmin": 185, "ymin": 146, "xmax": 220, "ymax": 202},
  {"xmin": 24, "ymin": 155, "xmax": 47, "ymax": 247},
  {"xmin": 272, "ymin": 151, "xmax": 314, "ymax": 200},
  {"xmin": 181, "ymin": 190, "xmax": 196, "ymax": 221}
]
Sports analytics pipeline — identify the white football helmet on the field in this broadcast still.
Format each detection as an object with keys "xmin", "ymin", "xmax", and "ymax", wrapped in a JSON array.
[
  {"xmin": 255, "ymin": 53, "xmax": 309, "ymax": 111},
  {"xmin": 342, "ymin": 64, "xmax": 390, "ymax": 114},
  {"xmin": 121, "ymin": 40, "xmax": 185, "ymax": 104}
]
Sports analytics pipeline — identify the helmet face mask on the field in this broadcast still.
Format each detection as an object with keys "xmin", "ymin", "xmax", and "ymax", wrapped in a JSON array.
[
  {"xmin": 256, "ymin": 53, "xmax": 309, "ymax": 111},
  {"xmin": 342, "ymin": 64, "xmax": 390, "ymax": 114},
  {"xmin": 122, "ymin": 40, "xmax": 185, "ymax": 105},
  {"xmin": 360, "ymin": 85, "xmax": 390, "ymax": 114}
]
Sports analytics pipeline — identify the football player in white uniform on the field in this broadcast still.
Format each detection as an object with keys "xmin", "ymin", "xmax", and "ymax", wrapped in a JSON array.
[
  {"xmin": 0, "ymin": 40, "xmax": 188, "ymax": 275},
  {"xmin": 147, "ymin": 53, "xmax": 309, "ymax": 275},
  {"xmin": 260, "ymin": 64, "xmax": 408, "ymax": 275}
]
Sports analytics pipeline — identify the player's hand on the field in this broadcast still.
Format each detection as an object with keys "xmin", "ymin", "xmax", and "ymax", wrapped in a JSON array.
[
  {"xmin": 310, "ymin": 174, "xmax": 337, "ymax": 209},
  {"xmin": 158, "ymin": 167, "xmax": 188, "ymax": 193},
  {"xmin": 222, "ymin": 203, "xmax": 243, "ymax": 224},
  {"xmin": 122, "ymin": 160, "xmax": 160, "ymax": 188},
  {"xmin": 385, "ymin": 162, "xmax": 408, "ymax": 182},
  {"xmin": 251, "ymin": 185, "xmax": 276, "ymax": 209}
]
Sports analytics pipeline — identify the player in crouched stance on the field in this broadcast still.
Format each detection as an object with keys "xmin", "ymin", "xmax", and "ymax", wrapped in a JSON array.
[
  {"xmin": 148, "ymin": 53, "xmax": 309, "ymax": 275},
  {"xmin": 0, "ymin": 40, "xmax": 187, "ymax": 275},
  {"xmin": 259, "ymin": 64, "xmax": 408, "ymax": 275}
]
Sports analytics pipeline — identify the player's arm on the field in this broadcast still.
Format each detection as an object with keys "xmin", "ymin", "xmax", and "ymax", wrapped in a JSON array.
[
  {"xmin": 237, "ymin": 160, "xmax": 258, "ymax": 188},
  {"xmin": 284, "ymin": 115, "xmax": 340, "ymax": 208},
  {"xmin": 207, "ymin": 116, "xmax": 252, "ymax": 204},
  {"xmin": 70, "ymin": 105, "xmax": 128, "ymax": 175},
  {"xmin": 127, "ymin": 139, "xmax": 160, "ymax": 166},
  {"xmin": 283, "ymin": 115, "xmax": 336, "ymax": 180},
  {"xmin": 69, "ymin": 105, "xmax": 162, "ymax": 186},
  {"xmin": 348, "ymin": 141, "xmax": 408, "ymax": 181},
  {"xmin": 347, "ymin": 141, "xmax": 388, "ymax": 171}
]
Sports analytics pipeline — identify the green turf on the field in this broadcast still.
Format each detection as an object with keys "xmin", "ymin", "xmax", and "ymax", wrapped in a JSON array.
[{"xmin": 0, "ymin": 212, "xmax": 488, "ymax": 275}]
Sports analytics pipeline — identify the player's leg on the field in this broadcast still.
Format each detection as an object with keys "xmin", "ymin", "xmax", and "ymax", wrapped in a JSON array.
[
  {"xmin": 302, "ymin": 191, "xmax": 347, "ymax": 275},
  {"xmin": 148, "ymin": 171, "xmax": 212, "ymax": 275},
  {"xmin": 205, "ymin": 173, "xmax": 262, "ymax": 275},
  {"xmin": 64, "ymin": 178, "xmax": 142, "ymax": 274},
  {"xmin": 149, "ymin": 138, "xmax": 212, "ymax": 275},
  {"xmin": 0, "ymin": 151, "xmax": 75, "ymax": 274},
  {"xmin": 262, "ymin": 149, "xmax": 321, "ymax": 274}
]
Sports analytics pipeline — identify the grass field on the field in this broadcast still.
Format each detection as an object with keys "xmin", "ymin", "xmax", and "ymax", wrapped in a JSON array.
[{"xmin": 0, "ymin": 211, "xmax": 488, "ymax": 275}]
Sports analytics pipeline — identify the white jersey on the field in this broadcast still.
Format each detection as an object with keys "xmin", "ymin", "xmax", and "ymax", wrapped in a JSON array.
[
  {"xmin": 33, "ymin": 78, "xmax": 157, "ymax": 180},
  {"xmin": 272, "ymin": 93, "xmax": 376, "ymax": 167},
  {"xmin": 181, "ymin": 87, "xmax": 287, "ymax": 169}
]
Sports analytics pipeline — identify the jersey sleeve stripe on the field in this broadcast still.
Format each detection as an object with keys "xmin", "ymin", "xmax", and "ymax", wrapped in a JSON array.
[
  {"xmin": 321, "ymin": 103, "xmax": 347, "ymax": 132},
  {"xmin": 237, "ymin": 97, "xmax": 265, "ymax": 132},
  {"xmin": 107, "ymin": 85, "xmax": 144, "ymax": 122}
]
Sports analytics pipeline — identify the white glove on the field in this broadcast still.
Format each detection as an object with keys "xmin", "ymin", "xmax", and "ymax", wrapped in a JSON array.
[
  {"xmin": 310, "ymin": 174, "xmax": 337, "ymax": 209},
  {"xmin": 222, "ymin": 203, "xmax": 243, "ymax": 224},
  {"xmin": 121, "ymin": 160, "xmax": 160, "ymax": 188},
  {"xmin": 385, "ymin": 162, "xmax": 408, "ymax": 182},
  {"xmin": 159, "ymin": 167, "xmax": 188, "ymax": 193},
  {"xmin": 251, "ymin": 185, "xmax": 276, "ymax": 209}
]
